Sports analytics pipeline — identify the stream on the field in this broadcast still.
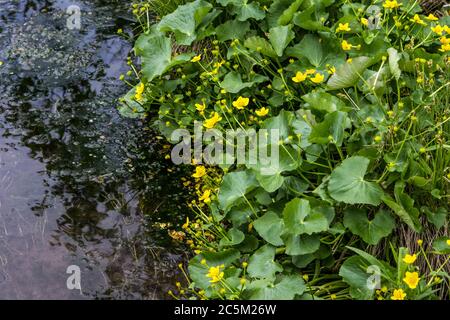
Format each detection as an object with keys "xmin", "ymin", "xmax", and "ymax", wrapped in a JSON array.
[{"xmin": 0, "ymin": 0, "xmax": 187, "ymax": 299}]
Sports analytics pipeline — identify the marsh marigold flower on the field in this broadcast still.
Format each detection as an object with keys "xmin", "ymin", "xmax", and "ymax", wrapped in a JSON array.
[
  {"xmin": 426, "ymin": 14, "xmax": 439, "ymax": 21},
  {"xmin": 292, "ymin": 71, "xmax": 307, "ymax": 83},
  {"xmin": 411, "ymin": 14, "xmax": 426, "ymax": 26},
  {"xmin": 336, "ymin": 23, "xmax": 351, "ymax": 32},
  {"xmin": 361, "ymin": 18, "xmax": 368, "ymax": 27},
  {"xmin": 446, "ymin": 239, "xmax": 450, "ymax": 246},
  {"xmin": 391, "ymin": 289, "xmax": 406, "ymax": 300},
  {"xmin": 341, "ymin": 40, "xmax": 353, "ymax": 51},
  {"xmin": 207, "ymin": 265, "xmax": 224, "ymax": 283},
  {"xmin": 199, "ymin": 189, "xmax": 211, "ymax": 203},
  {"xmin": 383, "ymin": 0, "xmax": 401, "ymax": 9},
  {"xmin": 310, "ymin": 73, "xmax": 325, "ymax": 84},
  {"xmin": 403, "ymin": 271, "xmax": 420, "ymax": 289},
  {"xmin": 255, "ymin": 107, "xmax": 269, "ymax": 117},
  {"xmin": 135, "ymin": 82, "xmax": 145, "ymax": 101},
  {"xmin": 403, "ymin": 254, "xmax": 417, "ymax": 264},
  {"xmin": 191, "ymin": 54, "xmax": 202, "ymax": 62},
  {"xmin": 232, "ymin": 96, "xmax": 249, "ymax": 109},
  {"xmin": 195, "ymin": 102, "xmax": 206, "ymax": 113},
  {"xmin": 431, "ymin": 25, "xmax": 444, "ymax": 35},
  {"xmin": 192, "ymin": 165, "xmax": 206, "ymax": 178},
  {"xmin": 203, "ymin": 112, "xmax": 222, "ymax": 128}
]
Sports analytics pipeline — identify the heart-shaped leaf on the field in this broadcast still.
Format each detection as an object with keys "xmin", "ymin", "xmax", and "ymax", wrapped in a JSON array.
[
  {"xmin": 248, "ymin": 245, "xmax": 283, "ymax": 280},
  {"xmin": 254, "ymin": 211, "xmax": 284, "ymax": 246},
  {"xmin": 283, "ymin": 198, "xmax": 329, "ymax": 235},
  {"xmin": 218, "ymin": 170, "xmax": 258, "ymax": 212},
  {"xmin": 344, "ymin": 208, "xmax": 395, "ymax": 245},
  {"xmin": 328, "ymin": 156, "xmax": 384, "ymax": 205},
  {"xmin": 269, "ymin": 25, "xmax": 295, "ymax": 56}
]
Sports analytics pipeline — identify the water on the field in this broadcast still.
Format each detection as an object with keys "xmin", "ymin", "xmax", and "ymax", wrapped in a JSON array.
[{"xmin": 0, "ymin": 0, "xmax": 188, "ymax": 299}]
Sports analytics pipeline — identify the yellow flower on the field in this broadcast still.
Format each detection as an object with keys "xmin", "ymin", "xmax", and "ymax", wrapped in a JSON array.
[
  {"xmin": 383, "ymin": 0, "xmax": 401, "ymax": 10},
  {"xmin": 134, "ymin": 82, "xmax": 145, "ymax": 101},
  {"xmin": 292, "ymin": 71, "xmax": 307, "ymax": 83},
  {"xmin": 417, "ymin": 239, "xmax": 423, "ymax": 246},
  {"xmin": 199, "ymin": 189, "xmax": 211, "ymax": 203},
  {"xmin": 195, "ymin": 102, "xmax": 206, "ymax": 113},
  {"xmin": 191, "ymin": 54, "xmax": 202, "ymax": 62},
  {"xmin": 439, "ymin": 43, "xmax": 450, "ymax": 52},
  {"xmin": 203, "ymin": 112, "xmax": 223, "ymax": 128},
  {"xmin": 403, "ymin": 254, "xmax": 417, "ymax": 264},
  {"xmin": 232, "ymin": 96, "xmax": 249, "ymax": 109},
  {"xmin": 440, "ymin": 37, "xmax": 450, "ymax": 45},
  {"xmin": 336, "ymin": 23, "xmax": 351, "ymax": 32},
  {"xmin": 255, "ymin": 107, "xmax": 269, "ymax": 117},
  {"xmin": 326, "ymin": 65, "xmax": 335, "ymax": 74},
  {"xmin": 310, "ymin": 73, "xmax": 325, "ymax": 84},
  {"xmin": 403, "ymin": 271, "xmax": 420, "ymax": 289},
  {"xmin": 431, "ymin": 25, "xmax": 444, "ymax": 35},
  {"xmin": 341, "ymin": 40, "xmax": 352, "ymax": 51},
  {"xmin": 182, "ymin": 217, "xmax": 189, "ymax": 230},
  {"xmin": 207, "ymin": 265, "xmax": 224, "ymax": 283},
  {"xmin": 446, "ymin": 239, "xmax": 450, "ymax": 246},
  {"xmin": 305, "ymin": 68, "xmax": 316, "ymax": 75},
  {"xmin": 361, "ymin": 18, "xmax": 368, "ymax": 27},
  {"xmin": 426, "ymin": 14, "xmax": 439, "ymax": 21},
  {"xmin": 391, "ymin": 289, "xmax": 406, "ymax": 300},
  {"xmin": 192, "ymin": 165, "xmax": 206, "ymax": 178},
  {"xmin": 410, "ymin": 14, "xmax": 427, "ymax": 26}
]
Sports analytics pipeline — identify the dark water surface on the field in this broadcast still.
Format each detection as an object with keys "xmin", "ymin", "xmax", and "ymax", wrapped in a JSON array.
[{"xmin": 0, "ymin": 0, "xmax": 187, "ymax": 299}]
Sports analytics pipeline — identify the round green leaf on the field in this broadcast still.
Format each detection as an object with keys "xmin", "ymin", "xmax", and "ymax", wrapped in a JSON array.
[
  {"xmin": 328, "ymin": 156, "xmax": 384, "ymax": 205},
  {"xmin": 343, "ymin": 208, "xmax": 395, "ymax": 245}
]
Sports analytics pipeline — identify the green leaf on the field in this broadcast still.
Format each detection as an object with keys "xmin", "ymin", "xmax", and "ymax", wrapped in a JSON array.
[
  {"xmin": 247, "ymin": 245, "xmax": 283, "ymax": 280},
  {"xmin": 423, "ymin": 207, "xmax": 447, "ymax": 229},
  {"xmin": 219, "ymin": 71, "xmax": 267, "ymax": 93},
  {"xmin": 244, "ymin": 36, "xmax": 277, "ymax": 58},
  {"xmin": 189, "ymin": 249, "xmax": 240, "ymax": 290},
  {"xmin": 268, "ymin": 25, "xmax": 295, "ymax": 57},
  {"xmin": 381, "ymin": 181, "xmax": 421, "ymax": 232},
  {"xmin": 432, "ymin": 237, "xmax": 450, "ymax": 254},
  {"xmin": 254, "ymin": 211, "xmax": 285, "ymax": 246},
  {"xmin": 327, "ymin": 56, "xmax": 374, "ymax": 90},
  {"xmin": 309, "ymin": 111, "xmax": 348, "ymax": 146},
  {"xmin": 387, "ymin": 47, "xmax": 401, "ymax": 80},
  {"xmin": 135, "ymin": 33, "xmax": 193, "ymax": 81},
  {"xmin": 282, "ymin": 233, "xmax": 321, "ymax": 255},
  {"xmin": 293, "ymin": 5, "xmax": 329, "ymax": 31},
  {"xmin": 219, "ymin": 228, "xmax": 245, "ymax": 247},
  {"xmin": 215, "ymin": 19, "xmax": 250, "ymax": 42},
  {"xmin": 118, "ymin": 86, "xmax": 145, "ymax": 119},
  {"xmin": 278, "ymin": 0, "xmax": 304, "ymax": 25},
  {"xmin": 283, "ymin": 198, "xmax": 329, "ymax": 235},
  {"xmin": 328, "ymin": 156, "xmax": 384, "ymax": 205},
  {"xmin": 261, "ymin": 110, "xmax": 295, "ymax": 140},
  {"xmin": 301, "ymin": 90, "xmax": 349, "ymax": 113},
  {"xmin": 248, "ymin": 145, "xmax": 300, "ymax": 192},
  {"xmin": 157, "ymin": 0, "xmax": 213, "ymax": 45},
  {"xmin": 234, "ymin": 2, "xmax": 265, "ymax": 21},
  {"xmin": 247, "ymin": 275, "xmax": 306, "ymax": 299},
  {"xmin": 218, "ymin": 170, "xmax": 258, "ymax": 213},
  {"xmin": 344, "ymin": 208, "xmax": 395, "ymax": 245},
  {"xmin": 286, "ymin": 34, "xmax": 322, "ymax": 67},
  {"xmin": 339, "ymin": 256, "xmax": 374, "ymax": 300}
]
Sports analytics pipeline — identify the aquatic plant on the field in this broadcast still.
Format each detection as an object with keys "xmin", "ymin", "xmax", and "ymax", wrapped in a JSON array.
[{"xmin": 121, "ymin": 0, "xmax": 450, "ymax": 300}]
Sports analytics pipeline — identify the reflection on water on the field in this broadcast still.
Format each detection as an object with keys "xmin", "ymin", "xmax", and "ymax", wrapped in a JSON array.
[{"xmin": 0, "ymin": 0, "xmax": 188, "ymax": 299}]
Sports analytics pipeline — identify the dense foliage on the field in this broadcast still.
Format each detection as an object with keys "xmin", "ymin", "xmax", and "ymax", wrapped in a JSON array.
[{"xmin": 120, "ymin": 0, "xmax": 450, "ymax": 300}]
